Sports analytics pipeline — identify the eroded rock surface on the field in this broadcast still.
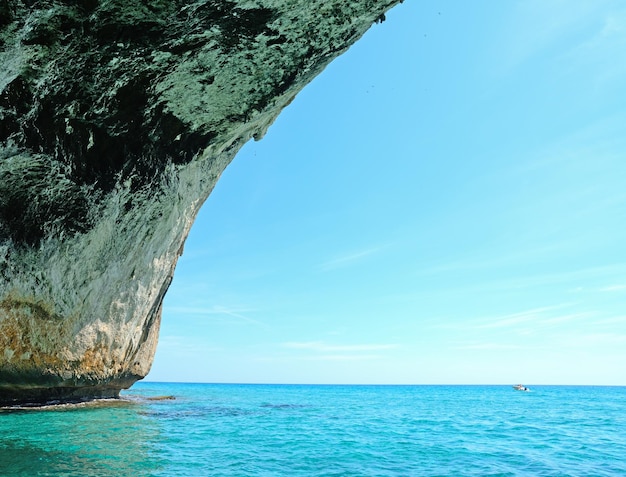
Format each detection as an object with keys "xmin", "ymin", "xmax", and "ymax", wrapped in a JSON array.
[{"xmin": 0, "ymin": 0, "xmax": 400, "ymax": 405}]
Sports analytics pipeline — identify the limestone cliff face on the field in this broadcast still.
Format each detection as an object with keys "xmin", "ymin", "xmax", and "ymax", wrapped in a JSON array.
[{"xmin": 0, "ymin": 0, "xmax": 400, "ymax": 404}]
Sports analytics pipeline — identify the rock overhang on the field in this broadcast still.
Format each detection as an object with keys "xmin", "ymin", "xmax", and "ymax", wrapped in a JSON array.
[{"xmin": 0, "ymin": 0, "xmax": 402, "ymax": 405}]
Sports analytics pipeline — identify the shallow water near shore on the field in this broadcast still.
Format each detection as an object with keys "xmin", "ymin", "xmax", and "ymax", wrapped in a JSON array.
[{"xmin": 1, "ymin": 383, "xmax": 625, "ymax": 476}]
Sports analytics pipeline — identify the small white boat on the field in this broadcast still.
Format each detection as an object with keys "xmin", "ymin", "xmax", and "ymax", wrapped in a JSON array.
[{"xmin": 513, "ymin": 384, "xmax": 530, "ymax": 391}]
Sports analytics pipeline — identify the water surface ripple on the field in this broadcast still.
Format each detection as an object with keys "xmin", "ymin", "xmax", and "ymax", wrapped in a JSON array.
[{"xmin": 1, "ymin": 384, "xmax": 625, "ymax": 476}]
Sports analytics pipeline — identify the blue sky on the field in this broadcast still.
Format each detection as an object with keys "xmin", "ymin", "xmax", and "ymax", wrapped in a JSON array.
[{"xmin": 147, "ymin": 0, "xmax": 626, "ymax": 385}]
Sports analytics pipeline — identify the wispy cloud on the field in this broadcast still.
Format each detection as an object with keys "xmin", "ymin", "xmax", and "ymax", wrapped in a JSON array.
[
  {"xmin": 496, "ymin": 0, "xmax": 614, "ymax": 73},
  {"xmin": 317, "ymin": 246, "xmax": 383, "ymax": 272},
  {"xmin": 165, "ymin": 304, "xmax": 265, "ymax": 326},
  {"xmin": 476, "ymin": 305, "xmax": 573, "ymax": 329},
  {"xmin": 282, "ymin": 341, "xmax": 399, "ymax": 352},
  {"xmin": 156, "ymin": 335, "xmax": 224, "ymax": 354},
  {"xmin": 563, "ymin": 7, "xmax": 626, "ymax": 92},
  {"xmin": 599, "ymin": 284, "xmax": 626, "ymax": 292},
  {"xmin": 417, "ymin": 261, "xmax": 626, "ymax": 298},
  {"xmin": 593, "ymin": 315, "xmax": 626, "ymax": 326},
  {"xmin": 294, "ymin": 354, "xmax": 384, "ymax": 362},
  {"xmin": 560, "ymin": 332, "xmax": 626, "ymax": 348},
  {"xmin": 279, "ymin": 341, "xmax": 399, "ymax": 361},
  {"xmin": 452, "ymin": 343, "xmax": 524, "ymax": 351},
  {"xmin": 542, "ymin": 312, "xmax": 595, "ymax": 326}
]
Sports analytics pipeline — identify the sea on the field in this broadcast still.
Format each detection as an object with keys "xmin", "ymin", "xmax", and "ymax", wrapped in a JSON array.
[{"xmin": 1, "ymin": 383, "xmax": 625, "ymax": 476}]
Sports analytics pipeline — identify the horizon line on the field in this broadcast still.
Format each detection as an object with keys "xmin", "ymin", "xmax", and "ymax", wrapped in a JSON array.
[{"xmin": 137, "ymin": 380, "xmax": 625, "ymax": 387}]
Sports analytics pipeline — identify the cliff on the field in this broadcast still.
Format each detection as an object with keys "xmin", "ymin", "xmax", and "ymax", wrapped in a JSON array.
[{"xmin": 0, "ymin": 0, "xmax": 400, "ymax": 405}]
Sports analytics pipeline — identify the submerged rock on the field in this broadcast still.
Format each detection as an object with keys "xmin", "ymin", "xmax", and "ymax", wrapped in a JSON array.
[{"xmin": 0, "ymin": 0, "xmax": 400, "ymax": 405}]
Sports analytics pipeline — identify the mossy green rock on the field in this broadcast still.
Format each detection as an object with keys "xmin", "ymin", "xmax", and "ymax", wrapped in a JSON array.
[{"xmin": 0, "ymin": 0, "xmax": 400, "ymax": 405}]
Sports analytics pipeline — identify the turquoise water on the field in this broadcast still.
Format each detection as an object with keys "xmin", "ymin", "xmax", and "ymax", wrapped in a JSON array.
[{"xmin": 1, "ymin": 384, "xmax": 625, "ymax": 476}]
